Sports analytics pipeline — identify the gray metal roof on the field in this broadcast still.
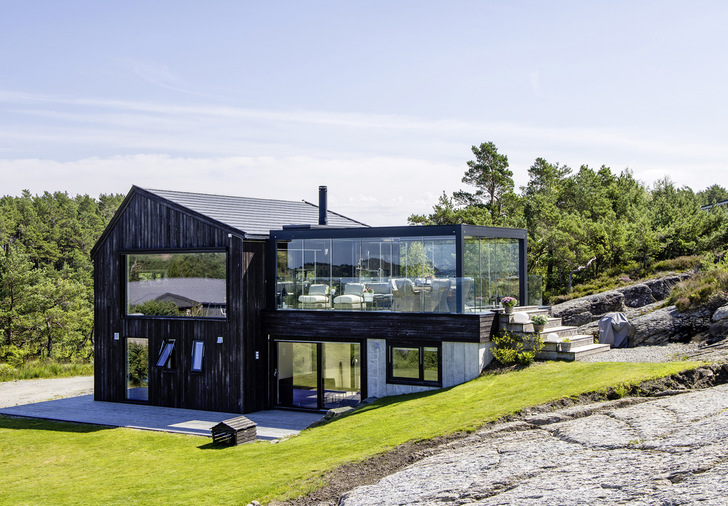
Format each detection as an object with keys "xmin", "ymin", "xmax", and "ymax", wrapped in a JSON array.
[{"xmin": 144, "ymin": 188, "xmax": 368, "ymax": 237}]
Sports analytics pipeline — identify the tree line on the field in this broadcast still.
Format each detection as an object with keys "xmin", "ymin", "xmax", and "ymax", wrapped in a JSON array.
[
  {"xmin": 0, "ymin": 191, "xmax": 124, "ymax": 365},
  {"xmin": 410, "ymin": 142, "xmax": 728, "ymax": 300}
]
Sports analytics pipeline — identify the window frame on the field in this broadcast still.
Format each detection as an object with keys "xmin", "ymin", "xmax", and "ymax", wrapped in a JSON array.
[
  {"xmin": 386, "ymin": 341, "xmax": 441, "ymax": 387},
  {"xmin": 156, "ymin": 339, "xmax": 176, "ymax": 371},
  {"xmin": 191, "ymin": 340, "xmax": 205, "ymax": 373}
]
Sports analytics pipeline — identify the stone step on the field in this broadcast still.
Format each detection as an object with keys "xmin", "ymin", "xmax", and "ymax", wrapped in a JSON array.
[
  {"xmin": 541, "ymin": 334, "xmax": 594, "ymax": 352},
  {"xmin": 501, "ymin": 318, "xmax": 564, "ymax": 334},
  {"xmin": 537, "ymin": 343, "xmax": 611, "ymax": 362}
]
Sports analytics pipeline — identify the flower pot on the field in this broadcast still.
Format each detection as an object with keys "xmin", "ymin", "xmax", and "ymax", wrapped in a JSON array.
[
  {"xmin": 560, "ymin": 342, "xmax": 572, "ymax": 352},
  {"xmin": 533, "ymin": 324, "xmax": 545, "ymax": 333},
  {"xmin": 504, "ymin": 306, "xmax": 514, "ymax": 315}
]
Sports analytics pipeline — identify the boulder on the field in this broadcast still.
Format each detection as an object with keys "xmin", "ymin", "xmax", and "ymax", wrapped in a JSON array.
[
  {"xmin": 710, "ymin": 304, "xmax": 728, "ymax": 342},
  {"xmin": 617, "ymin": 283, "xmax": 657, "ymax": 308},
  {"xmin": 552, "ymin": 291, "xmax": 624, "ymax": 326}
]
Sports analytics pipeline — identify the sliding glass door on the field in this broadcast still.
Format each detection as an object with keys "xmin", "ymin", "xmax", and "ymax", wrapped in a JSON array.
[{"xmin": 276, "ymin": 341, "xmax": 361, "ymax": 410}]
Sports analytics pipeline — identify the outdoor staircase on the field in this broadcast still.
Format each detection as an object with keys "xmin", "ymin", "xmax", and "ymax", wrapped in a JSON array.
[{"xmin": 496, "ymin": 306, "xmax": 611, "ymax": 361}]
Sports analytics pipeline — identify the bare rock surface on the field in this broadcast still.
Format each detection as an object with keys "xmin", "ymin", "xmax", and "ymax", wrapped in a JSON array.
[
  {"xmin": 340, "ymin": 383, "xmax": 728, "ymax": 505},
  {"xmin": 552, "ymin": 273, "xmax": 692, "ymax": 327},
  {"xmin": 616, "ymin": 282, "xmax": 656, "ymax": 308},
  {"xmin": 552, "ymin": 291, "xmax": 624, "ymax": 326}
]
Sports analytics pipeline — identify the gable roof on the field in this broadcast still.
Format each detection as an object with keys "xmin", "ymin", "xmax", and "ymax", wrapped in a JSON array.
[
  {"xmin": 91, "ymin": 186, "xmax": 368, "ymax": 258},
  {"xmin": 144, "ymin": 187, "xmax": 367, "ymax": 237}
]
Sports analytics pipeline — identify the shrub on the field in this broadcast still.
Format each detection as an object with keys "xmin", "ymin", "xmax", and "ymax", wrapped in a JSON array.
[
  {"xmin": 129, "ymin": 300, "xmax": 179, "ymax": 316},
  {"xmin": 491, "ymin": 331, "xmax": 544, "ymax": 366}
]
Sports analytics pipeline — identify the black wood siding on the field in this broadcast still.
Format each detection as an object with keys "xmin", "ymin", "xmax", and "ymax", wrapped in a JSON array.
[
  {"xmin": 262, "ymin": 311, "xmax": 495, "ymax": 343},
  {"xmin": 93, "ymin": 191, "xmax": 267, "ymax": 414}
]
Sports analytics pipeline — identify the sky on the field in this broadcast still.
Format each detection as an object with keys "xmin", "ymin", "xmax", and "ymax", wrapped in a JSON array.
[{"xmin": 1, "ymin": 0, "xmax": 727, "ymax": 226}]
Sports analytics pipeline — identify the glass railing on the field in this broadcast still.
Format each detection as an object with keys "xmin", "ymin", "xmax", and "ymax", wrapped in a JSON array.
[{"xmin": 275, "ymin": 276, "xmax": 522, "ymax": 314}]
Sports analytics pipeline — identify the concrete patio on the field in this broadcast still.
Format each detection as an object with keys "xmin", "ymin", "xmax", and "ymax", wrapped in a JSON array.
[{"xmin": 0, "ymin": 394, "xmax": 324, "ymax": 440}]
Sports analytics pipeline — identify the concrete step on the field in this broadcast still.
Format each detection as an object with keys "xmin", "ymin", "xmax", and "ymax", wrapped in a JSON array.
[
  {"xmin": 537, "ymin": 343, "xmax": 611, "ymax": 362},
  {"xmin": 541, "ymin": 334, "xmax": 594, "ymax": 352},
  {"xmin": 501, "ymin": 318, "xmax": 565, "ymax": 334}
]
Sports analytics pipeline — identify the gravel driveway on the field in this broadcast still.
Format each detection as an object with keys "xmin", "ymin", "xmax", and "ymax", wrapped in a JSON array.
[{"xmin": 0, "ymin": 376, "xmax": 93, "ymax": 409}]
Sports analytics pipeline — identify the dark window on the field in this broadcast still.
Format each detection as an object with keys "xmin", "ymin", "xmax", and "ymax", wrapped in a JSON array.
[
  {"xmin": 156, "ymin": 340, "xmax": 176, "ymax": 370},
  {"xmin": 191, "ymin": 340, "xmax": 204, "ymax": 373},
  {"xmin": 387, "ymin": 342, "xmax": 440, "ymax": 386}
]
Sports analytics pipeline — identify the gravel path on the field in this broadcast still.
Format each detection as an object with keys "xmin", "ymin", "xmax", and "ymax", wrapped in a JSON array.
[
  {"xmin": 0, "ymin": 376, "xmax": 93, "ymax": 409},
  {"xmin": 582, "ymin": 341, "xmax": 728, "ymax": 363}
]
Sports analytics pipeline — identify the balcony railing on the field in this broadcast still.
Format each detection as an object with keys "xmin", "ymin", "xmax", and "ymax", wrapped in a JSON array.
[{"xmin": 275, "ymin": 276, "xmax": 529, "ymax": 314}]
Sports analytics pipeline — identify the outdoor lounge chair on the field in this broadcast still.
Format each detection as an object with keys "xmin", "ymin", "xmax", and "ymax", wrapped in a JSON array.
[
  {"xmin": 425, "ymin": 278, "xmax": 451, "ymax": 312},
  {"xmin": 298, "ymin": 284, "xmax": 331, "ymax": 309},
  {"xmin": 333, "ymin": 282, "xmax": 366, "ymax": 310},
  {"xmin": 392, "ymin": 278, "xmax": 422, "ymax": 312}
]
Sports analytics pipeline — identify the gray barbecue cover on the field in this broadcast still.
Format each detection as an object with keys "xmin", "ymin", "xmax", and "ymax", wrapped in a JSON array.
[{"xmin": 598, "ymin": 312, "xmax": 632, "ymax": 348}]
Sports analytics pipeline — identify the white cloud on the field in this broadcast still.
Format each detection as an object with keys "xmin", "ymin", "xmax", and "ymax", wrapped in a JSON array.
[{"xmin": 1, "ymin": 90, "xmax": 726, "ymax": 225}]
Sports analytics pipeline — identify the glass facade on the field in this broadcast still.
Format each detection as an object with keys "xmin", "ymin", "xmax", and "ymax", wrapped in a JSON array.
[
  {"xmin": 273, "ymin": 226, "xmax": 527, "ymax": 313},
  {"xmin": 463, "ymin": 237, "xmax": 521, "ymax": 311}
]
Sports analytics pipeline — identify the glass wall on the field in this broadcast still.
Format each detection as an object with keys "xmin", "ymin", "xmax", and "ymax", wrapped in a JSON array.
[
  {"xmin": 464, "ymin": 237, "xmax": 521, "ymax": 311},
  {"xmin": 276, "ymin": 235, "xmax": 462, "ymax": 313},
  {"xmin": 274, "ymin": 228, "xmax": 526, "ymax": 313},
  {"xmin": 126, "ymin": 252, "xmax": 226, "ymax": 318}
]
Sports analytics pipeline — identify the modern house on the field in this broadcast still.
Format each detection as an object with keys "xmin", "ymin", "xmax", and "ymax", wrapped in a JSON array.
[{"xmin": 92, "ymin": 186, "xmax": 531, "ymax": 414}]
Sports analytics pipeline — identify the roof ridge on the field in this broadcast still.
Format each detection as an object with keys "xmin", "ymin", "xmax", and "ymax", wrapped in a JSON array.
[{"xmin": 145, "ymin": 187, "xmax": 311, "ymax": 206}]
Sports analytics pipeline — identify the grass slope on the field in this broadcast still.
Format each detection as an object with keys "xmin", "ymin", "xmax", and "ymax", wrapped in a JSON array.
[{"xmin": 0, "ymin": 361, "xmax": 700, "ymax": 505}]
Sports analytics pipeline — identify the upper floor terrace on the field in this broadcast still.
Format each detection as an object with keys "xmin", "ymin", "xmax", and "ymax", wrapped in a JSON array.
[{"xmin": 269, "ymin": 224, "xmax": 539, "ymax": 314}]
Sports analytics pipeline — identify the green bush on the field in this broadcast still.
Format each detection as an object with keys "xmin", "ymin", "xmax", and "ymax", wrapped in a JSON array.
[
  {"xmin": 491, "ymin": 331, "xmax": 543, "ymax": 366},
  {"xmin": 129, "ymin": 300, "xmax": 179, "ymax": 316}
]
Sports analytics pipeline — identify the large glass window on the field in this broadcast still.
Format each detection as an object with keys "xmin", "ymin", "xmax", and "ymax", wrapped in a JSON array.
[
  {"xmin": 387, "ymin": 342, "xmax": 440, "ymax": 386},
  {"xmin": 126, "ymin": 252, "xmax": 226, "ymax": 318}
]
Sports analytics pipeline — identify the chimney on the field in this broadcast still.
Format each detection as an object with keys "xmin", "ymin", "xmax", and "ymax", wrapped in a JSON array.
[{"xmin": 318, "ymin": 186, "xmax": 328, "ymax": 226}]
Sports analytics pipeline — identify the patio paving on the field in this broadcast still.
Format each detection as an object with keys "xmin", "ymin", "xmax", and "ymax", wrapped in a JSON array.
[{"xmin": 0, "ymin": 394, "xmax": 324, "ymax": 440}]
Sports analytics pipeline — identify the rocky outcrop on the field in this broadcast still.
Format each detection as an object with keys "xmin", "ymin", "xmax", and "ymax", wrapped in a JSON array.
[
  {"xmin": 552, "ymin": 273, "xmax": 693, "ymax": 327},
  {"xmin": 644, "ymin": 274, "xmax": 691, "ymax": 300},
  {"xmin": 552, "ymin": 291, "xmax": 624, "ymax": 326},
  {"xmin": 629, "ymin": 297, "xmax": 728, "ymax": 346},
  {"xmin": 340, "ymin": 380, "xmax": 728, "ymax": 506},
  {"xmin": 710, "ymin": 305, "xmax": 728, "ymax": 342},
  {"xmin": 616, "ymin": 283, "xmax": 656, "ymax": 308}
]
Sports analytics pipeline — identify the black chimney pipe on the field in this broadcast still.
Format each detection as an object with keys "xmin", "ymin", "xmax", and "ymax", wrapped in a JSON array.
[{"xmin": 318, "ymin": 186, "xmax": 328, "ymax": 225}]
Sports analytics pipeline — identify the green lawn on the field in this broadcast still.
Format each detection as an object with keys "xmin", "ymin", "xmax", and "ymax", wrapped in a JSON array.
[{"xmin": 0, "ymin": 360, "xmax": 700, "ymax": 505}]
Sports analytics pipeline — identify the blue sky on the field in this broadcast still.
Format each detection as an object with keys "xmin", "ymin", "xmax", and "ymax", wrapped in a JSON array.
[{"xmin": 1, "ymin": 1, "xmax": 726, "ymax": 225}]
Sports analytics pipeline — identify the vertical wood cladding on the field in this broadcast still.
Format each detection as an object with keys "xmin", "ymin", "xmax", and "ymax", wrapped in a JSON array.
[{"xmin": 93, "ymin": 190, "xmax": 267, "ymax": 414}]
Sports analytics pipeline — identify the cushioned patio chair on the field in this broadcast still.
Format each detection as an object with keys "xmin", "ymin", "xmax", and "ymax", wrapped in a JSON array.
[
  {"xmin": 392, "ymin": 278, "xmax": 422, "ymax": 312},
  {"xmin": 298, "ymin": 284, "xmax": 331, "ymax": 309},
  {"xmin": 425, "ymin": 278, "xmax": 451, "ymax": 312},
  {"xmin": 333, "ymin": 282, "xmax": 366, "ymax": 310}
]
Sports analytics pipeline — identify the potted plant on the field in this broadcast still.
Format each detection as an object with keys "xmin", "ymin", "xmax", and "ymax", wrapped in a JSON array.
[
  {"xmin": 560, "ymin": 338, "xmax": 572, "ymax": 352},
  {"xmin": 363, "ymin": 286, "xmax": 374, "ymax": 303},
  {"xmin": 501, "ymin": 296, "xmax": 517, "ymax": 314},
  {"xmin": 531, "ymin": 314, "xmax": 549, "ymax": 333}
]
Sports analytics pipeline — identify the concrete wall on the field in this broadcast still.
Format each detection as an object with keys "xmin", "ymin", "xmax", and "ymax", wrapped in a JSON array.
[{"xmin": 366, "ymin": 339, "xmax": 493, "ymax": 399}]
